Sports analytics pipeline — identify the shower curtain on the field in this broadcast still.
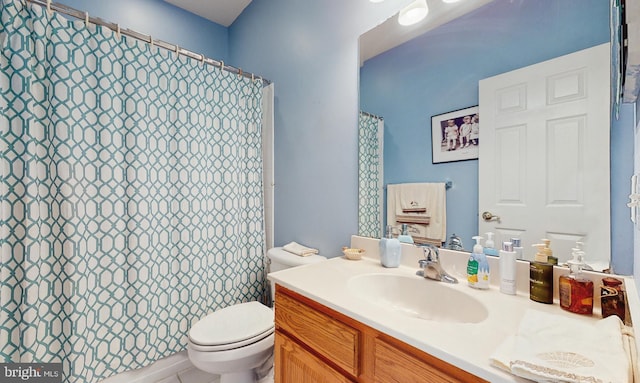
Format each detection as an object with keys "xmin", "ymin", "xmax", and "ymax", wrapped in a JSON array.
[
  {"xmin": 0, "ymin": 1, "xmax": 266, "ymax": 382},
  {"xmin": 357, "ymin": 112, "xmax": 384, "ymax": 238}
]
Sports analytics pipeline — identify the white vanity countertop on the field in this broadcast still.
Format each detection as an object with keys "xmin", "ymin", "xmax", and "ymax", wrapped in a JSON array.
[{"xmin": 268, "ymin": 240, "xmax": 633, "ymax": 383}]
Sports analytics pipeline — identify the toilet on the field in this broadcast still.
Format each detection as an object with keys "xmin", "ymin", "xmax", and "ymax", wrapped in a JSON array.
[{"xmin": 187, "ymin": 247, "xmax": 326, "ymax": 383}]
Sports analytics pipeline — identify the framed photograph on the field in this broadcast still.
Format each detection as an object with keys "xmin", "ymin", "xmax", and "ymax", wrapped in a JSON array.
[{"xmin": 431, "ymin": 106, "xmax": 479, "ymax": 164}]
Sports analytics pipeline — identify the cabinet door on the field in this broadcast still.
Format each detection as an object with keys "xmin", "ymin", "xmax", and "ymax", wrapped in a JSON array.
[
  {"xmin": 275, "ymin": 289, "xmax": 359, "ymax": 376},
  {"xmin": 275, "ymin": 331, "xmax": 354, "ymax": 383},
  {"xmin": 374, "ymin": 337, "xmax": 488, "ymax": 383}
]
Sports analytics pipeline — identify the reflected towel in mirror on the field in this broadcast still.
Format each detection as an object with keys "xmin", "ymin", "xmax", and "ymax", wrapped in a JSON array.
[{"xmin": 387, "ymin": 183, "xmax": 446, "ymax": 243}]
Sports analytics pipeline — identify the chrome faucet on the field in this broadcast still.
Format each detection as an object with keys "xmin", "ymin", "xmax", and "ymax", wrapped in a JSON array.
[{"xmin": 416, "ymin": 243, "xmax": 458, "ymax": 284}]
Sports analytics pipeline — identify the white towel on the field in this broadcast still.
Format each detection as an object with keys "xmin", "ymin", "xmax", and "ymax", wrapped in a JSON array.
[
  {"xmin": 387, "ymin": 183, "xmax": 446, "ymax": 242},
  {"xmin": 490, "ymin": 309, "xmax": 633, "ymax": 383},
  {"xmin": 282, "ymin": 241, "xmax": 319, "ymax": 257}
]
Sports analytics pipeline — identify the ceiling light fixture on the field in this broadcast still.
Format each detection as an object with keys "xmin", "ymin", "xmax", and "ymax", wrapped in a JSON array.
[
  {"xmin": 398, "ymin": 0, "xmax": 429, "ymax": 26},
  {"xmin": 369, "ymin": 0, "xmax": 384, "ymax": 3},
  {"xmin": 442, "ymin": 0, "xmax": 461, "ymax": 3}
]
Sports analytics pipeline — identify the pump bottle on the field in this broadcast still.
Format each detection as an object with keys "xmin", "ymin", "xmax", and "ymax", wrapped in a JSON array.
[
  {"xmin": 559, "ymin": 246, "xmax": 593, "ymax": 315},
  {"xmin": 379, "ymin": 225, "xmax": 401, "ymax": 268},
  {"xmin": 467, "ymin": 236, "xmax": 490, "ymax": 289},
  {"xmin": 529, "ymin": 239, "xmax": 554, "ymax": 304},
  {"xmin": 483, "ymin": 232, "xmax": 498, "ymax": 256}
]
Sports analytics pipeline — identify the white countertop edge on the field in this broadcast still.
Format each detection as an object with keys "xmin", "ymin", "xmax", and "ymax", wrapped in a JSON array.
[{"xmin": 624, "ymin": 277, "xmax": 640, "ymax": 355}]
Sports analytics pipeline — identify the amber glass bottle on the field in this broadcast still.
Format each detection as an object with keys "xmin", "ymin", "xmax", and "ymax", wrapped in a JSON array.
[
  {"xmin": 601, "ymin": 277, "xmax": 625, "ymax": 322},
  {"xmin": 559, "ymin": 249, "xmax": 593, "ymax": 315}
]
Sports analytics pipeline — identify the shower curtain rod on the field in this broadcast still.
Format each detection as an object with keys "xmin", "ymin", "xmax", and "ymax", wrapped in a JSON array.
[
  {"xmin": 360, "ymin": 110, "xmax": 383, "ymax": 120},
  {"xmin": 25, "ymin": 0, "xmax": 272, "ymax": 86}
]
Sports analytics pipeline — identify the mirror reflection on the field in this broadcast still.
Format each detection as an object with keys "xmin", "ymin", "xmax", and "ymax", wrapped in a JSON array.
[{"xmin": 358, "ymin": 0, "xmax": 632, "ymax": 273}]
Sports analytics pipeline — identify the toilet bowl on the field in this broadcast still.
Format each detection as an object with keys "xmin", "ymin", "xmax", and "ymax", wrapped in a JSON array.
[
  {"xmin": 187, "ymin": 301, "xmax": 274, "ymax": 383},
  {"xmin": 187, "ymin": 247, "xmax": 326, "ymax": 383}
]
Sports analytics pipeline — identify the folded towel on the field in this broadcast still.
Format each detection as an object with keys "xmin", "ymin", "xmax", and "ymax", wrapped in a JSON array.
[
  {"xmin": 395, "ymin": 214, "xmax": 431, "ymax": 225},
  {"xmin": 402, "ymin": 207, "xmax": 427, "ymax": 213},
  {"xmin": 412, "ymin": 236, "xmax": 443, "ymax": 247},
  {"xmin": 490, "ymin": 309, "xmax": 633, "ymax": 383},
  {"xmin": 282, "ymin": 242, "xmax": 319, "ymax": 257}
]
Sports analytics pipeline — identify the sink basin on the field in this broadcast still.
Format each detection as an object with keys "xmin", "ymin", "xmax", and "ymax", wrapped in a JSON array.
[{"xmin": 347, "ymin": 274, "xmax": 488, "ymax": 324}]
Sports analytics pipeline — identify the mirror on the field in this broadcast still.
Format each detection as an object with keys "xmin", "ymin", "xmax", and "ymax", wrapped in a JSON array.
[{"xmin": 358, "ymin": 0, "xmax": 631, "ymax": 273}]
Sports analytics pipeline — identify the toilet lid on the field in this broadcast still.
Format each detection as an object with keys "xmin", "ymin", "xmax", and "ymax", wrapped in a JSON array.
[{"xmin": 188, "ymin": 301, "xmax": 274, "ymax": 347}]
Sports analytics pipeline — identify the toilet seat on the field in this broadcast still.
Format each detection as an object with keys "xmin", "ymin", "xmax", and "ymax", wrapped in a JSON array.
[
  {"xmin": 189, "ymin": 327, "xmax": 274, "ymax": 352},
  {"xmin": 188, "ymin": 301, "xmax": 274, "ymax": 351}
]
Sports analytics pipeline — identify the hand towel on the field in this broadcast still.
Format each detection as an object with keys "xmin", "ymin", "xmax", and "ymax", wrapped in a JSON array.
[
  {"xmin": 395, "ymin": 214, "xmax": 431, "ymax": 225},
  {"xmin": 282, "ymin": 242, "xmax": 319, "ymax": 257},
  {"xmin": 490, "ymin": 309, "xmax": 633, "ymax": 383},
  {"xmin": 387, "ymin": 183, "xmax": 446, "ymax": 242}
]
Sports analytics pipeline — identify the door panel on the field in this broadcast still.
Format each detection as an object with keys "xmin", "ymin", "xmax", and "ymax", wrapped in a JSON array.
[{"xmin": 479, "ymin": 43, "xmax": 610, "ymax": 268}]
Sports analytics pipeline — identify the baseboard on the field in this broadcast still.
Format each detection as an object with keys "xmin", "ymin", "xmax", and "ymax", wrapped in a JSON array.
[{"xmin": 99, "ymin": 351, "xmax": 217, "ymax": 383}]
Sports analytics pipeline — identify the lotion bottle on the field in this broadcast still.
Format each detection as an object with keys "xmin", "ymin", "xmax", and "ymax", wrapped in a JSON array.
[
  {"xmin": 467, "ymin": 236, "xmax": 489, "ymax": 289},
  {"xmin": 529, "ymin": 240, "xmax": 554, "ymax": 304},
  {"xmin": 499, "ymin": 241, "xmax": 517, "ymax": 295},
  {"xmin": 379, "ymin": 225, "xmax": 401, "ymax": 268},
  {"xmin": 397, "ymin": 224, "xmax": 414, "ymax": 244},
  {"xmin": 511, "ymin": 238, "xmax": 524, "ymax": 260},
  {"xmin": 483, "ymin": 232, "xmax": 498, "ymax": 256}
]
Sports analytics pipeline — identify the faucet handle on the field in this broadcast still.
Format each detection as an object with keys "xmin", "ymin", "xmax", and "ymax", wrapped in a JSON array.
[{"xmin": 416, "ymin": 243, "xmax": 439, "ymax": 262}]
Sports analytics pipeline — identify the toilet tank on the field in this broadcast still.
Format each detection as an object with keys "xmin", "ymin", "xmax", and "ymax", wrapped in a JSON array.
[
  {"xmin": 266, "ymin": 247, "xmax": 326, "ymax": 303},
  {"xmin": 266, "ymin": 247, "xmax": 326, "ymax": 273}
]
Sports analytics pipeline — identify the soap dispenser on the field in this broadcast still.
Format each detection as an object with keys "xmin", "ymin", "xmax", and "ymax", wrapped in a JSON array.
[
  {"xmin": 467, "ymin": 236, "xmax": 489, "ymax": 289},
  {"xmin": 483, "ymin": 232, "xmax": 498, "ymax": 256},
  {"xmin": 397, "ymin": 224, "xmax": 414, "ymax": 244},
  {"xmin": 529, "ymin": 239, "xmax": 554, "ymax": 304},
  {"xmin": 379, "ymin": 225, "xmax": 401, "ymax": 268},
  {"xmin": 559, "ymin": 246, "xmax": 594, "ymax": 315}
]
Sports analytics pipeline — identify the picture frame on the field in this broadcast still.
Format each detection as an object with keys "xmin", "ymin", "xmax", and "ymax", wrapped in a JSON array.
[{"xmin": 431, "ymin": 106, "xmax": 480, "ymax": 164}]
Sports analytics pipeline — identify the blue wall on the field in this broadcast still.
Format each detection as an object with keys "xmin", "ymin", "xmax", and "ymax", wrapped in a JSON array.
[
  {"xmin": 55, "ymin": 0, "xmax": 229, "ymax": 61},
  {"xmin": 36, "ymin": 0, "xmax": 636, "ymax": 273},
  {"xmin": 229, "ymin": 0, "xmax": 411, "ymax": 256},
  {"xmin": 360, "ymin": 0, "xmax": 634, "ymax": 274}
]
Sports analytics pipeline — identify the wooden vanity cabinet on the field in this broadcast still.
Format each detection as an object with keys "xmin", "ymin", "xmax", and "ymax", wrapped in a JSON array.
[{"xmin": 274, "ymin": 285, "xmax": 488, "ymax": 383}]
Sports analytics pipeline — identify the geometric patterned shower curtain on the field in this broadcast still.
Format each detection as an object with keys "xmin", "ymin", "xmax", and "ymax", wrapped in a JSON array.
[
  {"xmin": 357, "ymin": 111, "xmax": 384, "ymax": 238},
  {"xmin": 0, "ymin": 1, "xmax": 266, "ymax": 382}
]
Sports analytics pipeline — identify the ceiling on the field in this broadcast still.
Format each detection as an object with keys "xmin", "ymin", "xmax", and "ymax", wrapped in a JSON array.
[
  {"xmin": 359, "ymin": 0, "xmax": 492, "ymax": 63},
  {"xmin": 163, "ymin": 0, "xmax": 252, "ymax": 27},
  {"xmin": 164, "ymin": 0, "xmax": 491, "ymax": 62}
]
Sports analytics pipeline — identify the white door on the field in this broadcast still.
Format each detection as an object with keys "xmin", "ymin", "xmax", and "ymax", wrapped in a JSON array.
[{"xmin": 478, "ymin": 43, "xmax": 610, "ymax": 269}]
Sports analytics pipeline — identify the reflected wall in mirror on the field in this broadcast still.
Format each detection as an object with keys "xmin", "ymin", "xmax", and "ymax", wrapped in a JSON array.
[{"xmin": 359, "ymin": 0, "xmax": 634, "ymax": 274}]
